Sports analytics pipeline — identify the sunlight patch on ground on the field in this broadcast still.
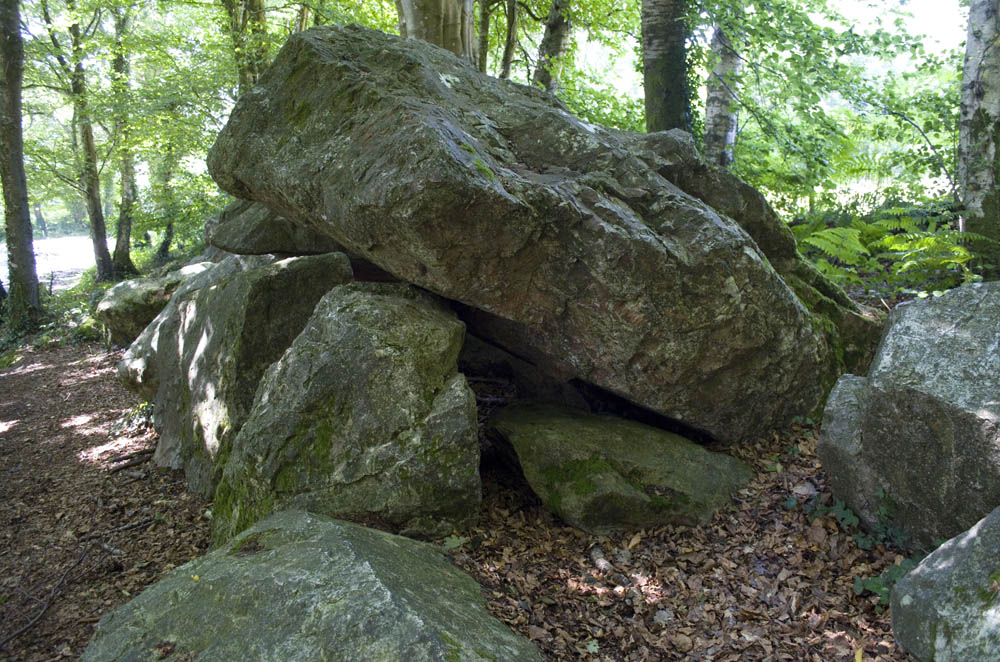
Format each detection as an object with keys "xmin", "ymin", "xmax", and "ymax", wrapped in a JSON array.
[
  {"xmin": 3, "ymin": 361, "xmax": 53, "ymax": 377},
  {"xmin": 60, "ymin": 413, "xmax": 107, "ymax": 438},
  {"xmin": 0, "ymin": 419, "xmax": 19, "ymax": 434},
  {"xmin": 77, "ymin": 434, "xmax": 152, "ymax": 468}
]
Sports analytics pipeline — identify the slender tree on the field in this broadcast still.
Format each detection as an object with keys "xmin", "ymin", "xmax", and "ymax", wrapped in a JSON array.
[
  {"xmin": 641, "ymin": 0, "xmax": 691, "ymax": 133},
  {"xmin": 395, "ymin": 0, "xmax": 474, "ymax": 58},
  {"xmin": 111, "ymin": 5, "xmax": 137, "ymax": 277},
  {"xmin": 1, "ymin": 0, "xmax": 42, "ymax": 329},
  {"xmin": 958, "ymin": 0, "xmax": 1000, "ymax": 254},
  {"xmin": 220, "ymin": 0, "xmax": 269, "ymax": 96},
  {"xmin": 498, "ymin": 0, "xmax": 516, "ymax": 78},
  {"xmin": 703, "ymin": 25, "xmax": 741, "ymax": 167},
  {"xmin": 40, "ymin": 0, "xmax": 114, "ymax": 281},
  {"xmin": 532, "ymin": 0, "xmax": 571, "ymax": 92}
]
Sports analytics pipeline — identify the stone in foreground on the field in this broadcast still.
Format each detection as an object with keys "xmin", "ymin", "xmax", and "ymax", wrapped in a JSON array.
[
  {"xmin": 212, "ymin": 282, "xmax": 479, "ymax": 543},
  {"xmin": 819, "ymin": 281, "xmax": 1000, "ymax": 548},
  {"xmin": 489, "ymin": 403, "xmax": 753, "ymax": 534},
  {"xmin": 96, "ymin": 262, "xmax": 212, "ymax": 347},
  {"xmin": 208, "ymin": 24, "xmax": 878, "ymax": 444},
  {"xmin": 891, "ymin": 504, "xmax": 1000, "ymax": 662},
  {"xmin": 118, "ymin": 253, "xmax": 353, "ymax": 496},
  {"xmin": 82, "ymin": 510, "xmax": 542, "ymax": 662}
]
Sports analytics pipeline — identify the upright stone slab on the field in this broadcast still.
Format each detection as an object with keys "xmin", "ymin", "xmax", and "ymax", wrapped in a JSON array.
[
  {"xmin": 207, "ymin": 25, "xmax": 878, "ymax": 444},
  {"xmin": 489, "ymin": 403, "xmax": 753, "ymax": 534},
  {"xmin": 891, "ymin": 504, "xmax": 1000, "ymax": 661},
  {"xmin": 82, "ymin": 510, "xmax": 542, "ymax": 662},
  {"xmin": 118, "ymin": 252, "xmax": 354, "ymax": 496},
  {"xmin": 819, "ymin": 282, "xmax": 1000, "ymax": 548},
  {"xmin": 212, "ymin": 282, "xmax": 479, "ymax": 543}
]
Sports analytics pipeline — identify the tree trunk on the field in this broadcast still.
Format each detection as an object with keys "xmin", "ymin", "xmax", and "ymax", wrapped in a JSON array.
[
  {"xmin": 295, "ymin": 4, "xmax": 310, "ymax": 31},
  {"xmin": 220, "ymin": 0, "xmax": 269, "ymax": 96},
  {"xmin": 153, "ymin": 145, "xmax": 179, "ymax": 263},
  {"xmin": 476, "ymin": 0, "xmax": 494, "ymax": 72},
  {"xmin": 111, "ymin": 7, "xmax": 137, "ymax": 277},
  {"xmin": 395, "ymin": 0, "xmax": 474, "ymax": 59},
  {"xmin": 32, "ymin": 202, "xmax": 48, "ymax": 238},
  {"xmin": 499, "ymin": 0, "xmax": 517, "ymax": 79},
  {"xmin": 69, "ymin": 16, "xmax": 113, "ymax": 282},
  {"xmin": 0, "ymin": 0, "xmax": 42, "ymax": 329},
  {"xmin": 702, "ymin": 26, "xmax": 741, "ymax": 167},
  {"xmin": 959, "ymin": 0, "xmax": 1000, "ymax": 252},
  {"xmin": 641, "ymin": 0, "xmax": 691, "ymax": 133},
  {"xmin": 532, "ymin": 0, "xmax": 571, "ymax": 92}
]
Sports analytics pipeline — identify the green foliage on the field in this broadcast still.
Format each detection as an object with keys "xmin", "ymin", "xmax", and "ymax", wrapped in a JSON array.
[
  {"xmin": 791, "ymin": 198, "xmax": 990, "ymax": 297},
  {"xmin": 853, "ymin": 557, "xmax": 918, "ymax": 605}
]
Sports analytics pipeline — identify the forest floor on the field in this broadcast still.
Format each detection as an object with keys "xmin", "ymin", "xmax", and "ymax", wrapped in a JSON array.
[{"xmin": 0, "ymin": 341, "xmax": 914, "ymax": 661}]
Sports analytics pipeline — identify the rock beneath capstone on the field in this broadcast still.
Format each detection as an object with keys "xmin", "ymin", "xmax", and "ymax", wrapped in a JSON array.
[
  {"xmin": 207, "ymin": 24, "xmax": 877, "ymax": 445},
  {"xmin": 819, "ymin": 281, "xmax": 1000, "ymax": 548},
  {"xmin": 118, "ymin": 253, "xmax": 354, "ymax": 497},
  {"xmin": 95, "ymin": 262, "xmax": 212, "ymax": 347},
  {"xmin": 82, "ymin": 509, "xmax": 542, "ymax": 662},
  {"xmin": 206, "ymin": 198, "xmax": 343, "ymax": 255},
  {"xmin": 489, "ymin": 403, "xmax": 753, "ymax": 534},
  {"xmin": 212, "ymin": 282, "xmax": 479, "ymax": 543},
  {"xmin": 891, "ymin": 504, "xmax": 1000, "ymax": 661}
]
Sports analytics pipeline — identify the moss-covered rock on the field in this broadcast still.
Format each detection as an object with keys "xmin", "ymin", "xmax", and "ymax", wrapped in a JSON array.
[
  {"xmin": 208, "ymin": 25, "xmax": 877, "ymax": 444},
  {"xmin": 891, "ymin": 504, "xmax": 1000, "ymax": 661},
  {"xmin": 82, "ymin": 510, "xmax": 542, "ymax": 662},
  {"xmin": 96, "ymin": 261, "xmax": 212, "ymax": 347},
  {"xmin": 489, "ymin": 403, "xmax": 752, "ymax": 534},
  {"xmin": 117, "ymin": 252, "xmax": 354, "ymax": 497},
  {"xmin": 212, "ymin": 282, "xmax": 480, "ymax": 544},
  {"xmin": 205, "ymin": 198, "xmax": 342, "ymax": 256}
]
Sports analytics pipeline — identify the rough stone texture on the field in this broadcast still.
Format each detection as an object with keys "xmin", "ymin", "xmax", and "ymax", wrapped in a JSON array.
[
  {"xmin": 207, "ymin": 24, "xmax": 878, "ymax": 445},
  {"xmin": 819, "ymin": 282, "xmax": 1000, "ymax": 548},
  {"xmin": 118, "ymin": 253, "xmax": 354, "ymax": 497},
  {"xmin": 891, "ymin": 504, "xmax": 1000, "ymax": 662},
  {"xmin": 82, "ymin": 510, "xmax": 542, "ymax": 662},
  {"xmin": 489, "ymin": 403, "xmax": 753, "ymax": 534},
  {"xmin": 206, "ymin": 198, "xmax": 342, "ymax": 255},
  {"xmin": 212, "ymin": 282, "xmax": 479, "ymax": 543},
  {"xmin": 95, "ymin": 262, "xmax": 212, "ymax": 347}
]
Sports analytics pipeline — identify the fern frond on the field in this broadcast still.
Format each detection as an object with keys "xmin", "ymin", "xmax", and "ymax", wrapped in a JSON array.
[{"xmin": 801, "ymin": 227, "xmax": 870, "ymax": 265}]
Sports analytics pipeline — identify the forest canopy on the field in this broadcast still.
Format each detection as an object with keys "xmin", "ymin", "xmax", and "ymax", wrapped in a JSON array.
[{"xmin": 0, "ymin": 0, "xmax": 995, "ymax": 334}]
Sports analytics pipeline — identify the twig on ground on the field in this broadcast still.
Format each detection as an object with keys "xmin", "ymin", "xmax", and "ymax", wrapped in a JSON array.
[
  {"xmin": 109, "ymin": 455, "xmax": 152, "ymax": 473},
  {"xmin": 112, "ymin": 447, "xmax": 154, "ymax": 463},
  {"xmin": 79, "ymin": 518, "xmax": 155, "ymax": 542},
  {"xmin": 0, "ymin": 544, "xmax": 92, "ymax": 651}
]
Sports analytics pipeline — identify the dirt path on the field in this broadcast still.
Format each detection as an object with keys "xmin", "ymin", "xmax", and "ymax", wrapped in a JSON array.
[
  {"xmin": 0, "ymin": 343, "xmax": 209, "ymax": 661},
  {"xmin": 0, "ymin": 343, "xmax": 911, "ymax": 661}
]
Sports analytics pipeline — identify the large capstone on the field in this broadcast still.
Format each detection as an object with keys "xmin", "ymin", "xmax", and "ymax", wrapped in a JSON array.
[
  {"xmin": 81, "ymin": 510, "xmax": 543, "ymax": 662},
  {"xmin": 489, "ymin": 403, "xmax": 753, "ymax": 534},
  {"xmin": 818, "ymin": 281, "xmax": 1000, "ymax": 548},
  {"xmin": 207, "ymin": 24, "xmax": 878, "ymax": 445},
  {"xmin": 212, "ymin": 282, "xmax": 479, "ymax": 543},
  {"xmin": 891, "ymin": 504, "xmax": 1000, "ymax": 661},
  {"xmin": 95, "ymin": 262, "xmax": 212, "ymax": 347},
  {"xmin": 118, "ymin": 252, "xmax": 354, "ymax": 496}
]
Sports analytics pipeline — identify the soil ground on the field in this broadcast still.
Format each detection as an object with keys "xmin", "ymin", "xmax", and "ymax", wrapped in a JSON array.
[{"xmin": 0, "ymin": 342, "xmax": 913, "ymax": 661}]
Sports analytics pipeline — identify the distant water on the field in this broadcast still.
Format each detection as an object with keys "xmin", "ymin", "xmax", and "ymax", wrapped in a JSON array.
[{"xmin": 0, "ymin": 235, "xmax": 104, "ymax": 292}]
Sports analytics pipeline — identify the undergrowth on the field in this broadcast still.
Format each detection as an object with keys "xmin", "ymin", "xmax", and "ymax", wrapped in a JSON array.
[{"xmin": 789, "ymin": 198, "xmax": 996, "ymax": 302}]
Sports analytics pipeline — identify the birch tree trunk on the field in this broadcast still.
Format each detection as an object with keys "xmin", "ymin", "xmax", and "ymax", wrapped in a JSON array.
[
  {"xmin": 641, "ymin": 0, "xmax": 691, "ymax": 133},
  {"xmin": 532, "ymin": 0, "xmax": 571, "ymax": 92},
  {"xmin": 959, "ymin": 0, "xmax": 1000, "ymax": 250},
  {"xmin": 0, "ymin": 0, "xmax": 42, "ymax": 329},
  {"xmin": 395, "ymin": 0, "xmax": 474, "ymax": 59},
  {"xmin": 703, "ymin": 26, "xmax": 741, "ymax": 167}
]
